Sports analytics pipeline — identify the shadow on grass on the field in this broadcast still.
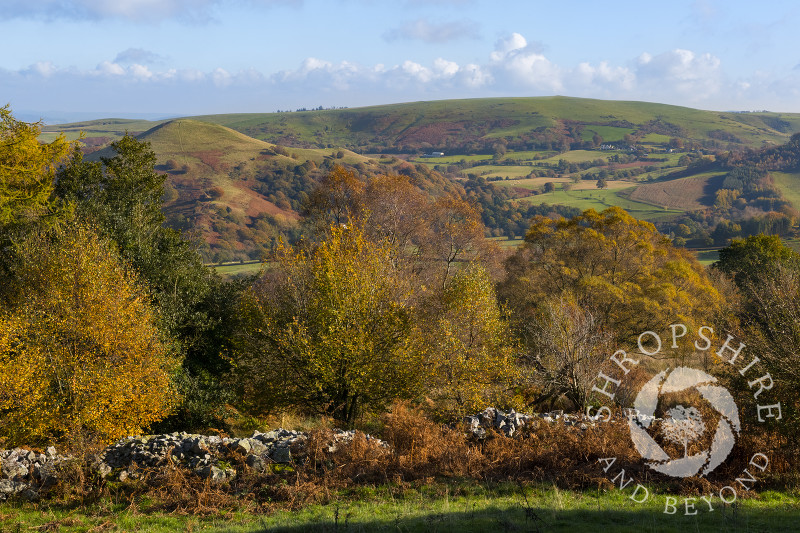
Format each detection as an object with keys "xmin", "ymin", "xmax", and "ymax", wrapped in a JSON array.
[{"xmin": 235, "ymin": 503, "xmax": 798, "ymax": 533}]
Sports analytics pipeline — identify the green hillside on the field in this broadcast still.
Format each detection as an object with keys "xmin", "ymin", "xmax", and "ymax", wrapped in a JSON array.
[
  {"xmin": 40, "ymin": 97, "xmax": 800, "ymax": 260},
  {"xmin": 194, "ymin": 97, "xmax": 800, "ymax": 151},
  {"xmin": 43, "ymin": 96, "xmax": 800, "ymax": 153},
  {"xmin": 84, "ymin": 119, "xmax": 393, "ymax": 262}
]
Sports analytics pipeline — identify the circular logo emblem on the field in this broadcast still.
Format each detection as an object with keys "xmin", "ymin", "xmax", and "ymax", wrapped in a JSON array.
[{"xmin": 628, "ymin": 367, "xmax": 741, "ymax": 478}]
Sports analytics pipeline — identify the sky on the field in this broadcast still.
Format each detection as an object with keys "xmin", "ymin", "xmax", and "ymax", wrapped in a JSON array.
[{"xmin": 3, "ymin": 0, "xmax": 800, "ymax": 123}]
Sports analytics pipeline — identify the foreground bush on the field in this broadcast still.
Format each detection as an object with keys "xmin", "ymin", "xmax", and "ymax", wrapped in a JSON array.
[{"xmin": 0, "ymin": 224, "xmax": 179, "ymax": 448}]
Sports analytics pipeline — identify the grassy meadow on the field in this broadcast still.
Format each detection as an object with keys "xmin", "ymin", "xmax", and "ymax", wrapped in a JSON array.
[{"xmin": 2, "ymin": 483, "xmax": 797, "ymax": 532}]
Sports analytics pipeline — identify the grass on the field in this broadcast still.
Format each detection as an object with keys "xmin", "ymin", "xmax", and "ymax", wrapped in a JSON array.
[
  {"xmin": 695, "ymin": 249, "xmax": 720, "ymax": 266},
  {"xmin": 213, "ymin": 261, "xmax": 263, "ymax": 277},
  {"xmin": 771, "ymin": 171, "xmax": 800, "ymax": 210},
  {"xmin": 496, "ymin": 177, "xmax": 631, "ymax": 191},
  {"xmin": 523, "ymin": 188, "xmax": 683, "ymax": 221},
  {"xmin": 2, "ymin": 483, "xmax": 797, "ymax": 532},
  {"xmin": 463, "ymin": 164, "xmax": 533, "ymax": 179}
]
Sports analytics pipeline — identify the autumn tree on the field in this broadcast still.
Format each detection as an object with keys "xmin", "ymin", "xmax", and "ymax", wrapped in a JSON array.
[
  {"xmin": 715, "ymin": 235, "xmax": 800, "ymax": 436},
  {"xmin": 501, "ymin": 207, "xmax": 722, "ymax": 348},
  {"xmin": 714, "ymin": 234, "xmax": 800, "ymax": 288},
  {"xmin": 302, "ymin": 164, "xmax": 364, "ymax": 236},
  {"xmin": 55, "ymin": 136, "xmax": 239, "ymax": 431},
  {"xmin": 360, "ymin": 173, "xmax": 428, "ymax": 256},
  {"xmin": 522, "ymin": 294, "xmax": 613, "ymax": 410},
  {"xmin": 233, "ymin": 224, "xmax": 423, "ymax": 425},
  {"xmin": 0, "ymin": 105, "xmax": 71, "ymax": 227},
  {"xmin": 416, "ymin": 263, "xmax": 519, "ymax": 416},
  {"xmin": 0, "ymin": 224, "xmax": 178, "ymax": 447},
  {"xmin": 420, "ymin": 194, "xmax": 491, "ymax": 290}
]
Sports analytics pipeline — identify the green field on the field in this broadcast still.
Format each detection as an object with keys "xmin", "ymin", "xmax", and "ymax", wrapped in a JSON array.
[
  {"xmin": 771, "ymin": 171, "xmax": 800, "ymax": 210},
  {"xmin": 524, "ymin": 187, "xmax": 682, "ymax": 221},
  {"xmin": 465, "ymin": 164, "xmax": 534, "ymax": 178},
  {"xmin": 534, "ymin": 149, "xmax": 609, "ymax": 165},
  {"xmin": 695, "ymin": 249, "xmax": 720, "ymax": 266},
  {"xmin": 2, "ymin": 483, "xmax": 797, "ymax": 532},
  {"xmin": 213, "ymin": 261, "xmax": 263, "ymax": 277}
]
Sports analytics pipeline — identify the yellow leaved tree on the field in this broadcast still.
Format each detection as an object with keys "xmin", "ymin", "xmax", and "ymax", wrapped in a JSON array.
[
  {"xmin": 0, "ymin": 224, "xmax": 179, "ymax": 447},
  {"xmin": 0, "ymin": 105, "xmax": 70, "ymax": 226},
  {"xmin": 417, "ymin": 262, "xmax": 520, "ymax": 417},
  {"xmin": 234, "ymin": 224, "xmax": 424, "ymax": 425}
]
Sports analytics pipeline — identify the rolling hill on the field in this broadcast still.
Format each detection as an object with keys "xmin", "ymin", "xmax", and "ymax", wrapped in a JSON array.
[
  {"xmin": 40, "ymin": 97, "xmax": 800, "ymax": 261},
  {"xmin": 85, "ymin": 119, "xmax": 395, "ymax": 262},
  {"xmin": 43, "ymin": 96, "xmax": 800, "ymax": 152}
]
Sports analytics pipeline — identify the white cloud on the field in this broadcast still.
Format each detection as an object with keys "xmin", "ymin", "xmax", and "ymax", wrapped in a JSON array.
[
  {"xmin": 433, "ymin": 58, "xmax": 459, "ymax": 78},
  {"xmin": 97, "ymin": 61, "xmax": 126, "ymax": 76},
  {"xmin": 115, "ymin": 48, "xmax": 165, "ymax": 65},
  {"xmin": 572, "ymin": 61, "xmax": 635, "ymax": 92},
  {"xmin": 10, "ymin": 32, "xmax": 800, "ymax": 115},
  {"xmin": 490, "ymin": 33, "xmax": 529, "ymax": 62},
  {"xmin": 488, "ymin": 33, "xmax": 561, "ymax": 92},
  {"xmin": 636, "ymin": 49, "xmax": 722, "ymax": 100}
]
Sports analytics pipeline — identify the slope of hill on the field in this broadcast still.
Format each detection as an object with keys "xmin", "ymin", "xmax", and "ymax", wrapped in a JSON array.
[
  {"xmin": 192, "ymin": 97, "xmax": 800, "ymax": 153},
  {"xmin": 86, "ymin": 119, "xmax": 394, "ymax": 262},
  {"xmin": 40, "ymin": 98, "xmax": 800, "ymax": 260},
  {"xmin": 43, "ymin": 97, "xmax": 800, "ymax": 153}
]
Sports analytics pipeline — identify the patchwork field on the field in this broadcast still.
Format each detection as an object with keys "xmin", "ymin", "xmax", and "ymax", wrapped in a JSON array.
[
  {"xmin": 628, "ymin": 172, "xmax": 724, "ymax": 210},
  {"xmin": 496, "ymin": 177, "xmax": 631, "ymax": 191}
]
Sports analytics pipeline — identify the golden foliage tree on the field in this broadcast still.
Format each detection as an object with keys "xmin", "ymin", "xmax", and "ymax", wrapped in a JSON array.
[
  {"xmin": 0, "ymin": 224, "xmax": 179, "ymax": 447},
  {"xmin": 523, "ymin": 294, "xmax": 613, "ymax": 410},
  {"xmin": 501, "ymin": 207, "xmax": 722, "ymax": 344},
  {"xmin": 418, "ymin": 263, "xmax": 519, "ymax": 416},
  {"xmin": 234, "ymin": 224, "xmax": 423, "ymax": 425},
  {"xmin": 0, "ymin": 105, "xmax": 70, "ymax": 225}
]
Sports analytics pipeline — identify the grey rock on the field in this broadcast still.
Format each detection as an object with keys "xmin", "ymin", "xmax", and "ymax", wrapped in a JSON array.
[
  {"xmin": 195, "ymin": 465, "xmax": 234, "ymax": 482},
  {"xmin": 96, "ymin": 462, "xmax": 113, "ymax": 477},
  {"xmin": 250, "ymin": 441, "xmax": 268, "ymax": 455},
  {"xmin": 0, "ymin": 479, "xmax": 27, "ymax": 495},
  {"xmin": 270, "ymin": 446, "xmax": 292, "ymax": 463},
  {"xmin": 245, "ymin": 455, "xmax": 267, "ymax": 473},
  {"xmin": 233, "ymin": 439, "xmax": 251, "ymax": 455}
]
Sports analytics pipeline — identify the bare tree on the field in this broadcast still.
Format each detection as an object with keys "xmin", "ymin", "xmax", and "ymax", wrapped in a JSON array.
[{"xmin": 522, "ymin": 294, "xmax": 612, "ymax": 410}]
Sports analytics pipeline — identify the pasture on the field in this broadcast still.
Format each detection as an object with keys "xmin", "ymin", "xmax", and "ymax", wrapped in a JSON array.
[
  {"xmin": 523, "ymin": 187, "xmax": 683, "ymax": 221},
  {"xmin": 2, "ymin": 483, "xmax": 797, "ymax": 532}
]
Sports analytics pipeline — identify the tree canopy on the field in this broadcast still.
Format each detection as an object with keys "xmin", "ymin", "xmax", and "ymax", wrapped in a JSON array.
[
  {"xmin": 0, "ymin": 224, "xmax": 178, "ymax": 446},
  {"xmin": 501, "ymin": 207, "xmax": 722, "ymax": 345},
  {"xmin": 0, "ymin": 106, "xmax": 71, "ymax": 227},
  {"xmin": 233, "ymin": 225, "xmax": 423, "ymax": 424}
]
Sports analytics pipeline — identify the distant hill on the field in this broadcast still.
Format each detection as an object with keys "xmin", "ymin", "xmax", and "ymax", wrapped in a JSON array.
[
  {"xmin": 82, "ymin": 119, "xmax": 453, "ymax": 262},
  {"xmin": 43, "ymin": 97, "xmax": 800, "ymax": 152},
  {"xmin": 40, "ymin": 97, "xmax": 800, "ymax": 261}
]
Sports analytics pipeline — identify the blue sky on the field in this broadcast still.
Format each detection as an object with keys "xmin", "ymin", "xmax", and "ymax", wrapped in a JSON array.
[{"xmin": 3, "ymin": 0, "xmax": 800, "ymax": 122}]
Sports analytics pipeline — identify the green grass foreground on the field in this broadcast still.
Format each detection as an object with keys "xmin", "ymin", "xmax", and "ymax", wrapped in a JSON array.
[{"xmin": 1, "ymin": 483, "xmax": 798, "ymax": 532}]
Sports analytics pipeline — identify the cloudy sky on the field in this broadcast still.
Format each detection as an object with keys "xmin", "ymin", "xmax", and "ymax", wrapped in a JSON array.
[{"xmin": 3, "ymin": 0, "xmax": 800, "ymax": 122}]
